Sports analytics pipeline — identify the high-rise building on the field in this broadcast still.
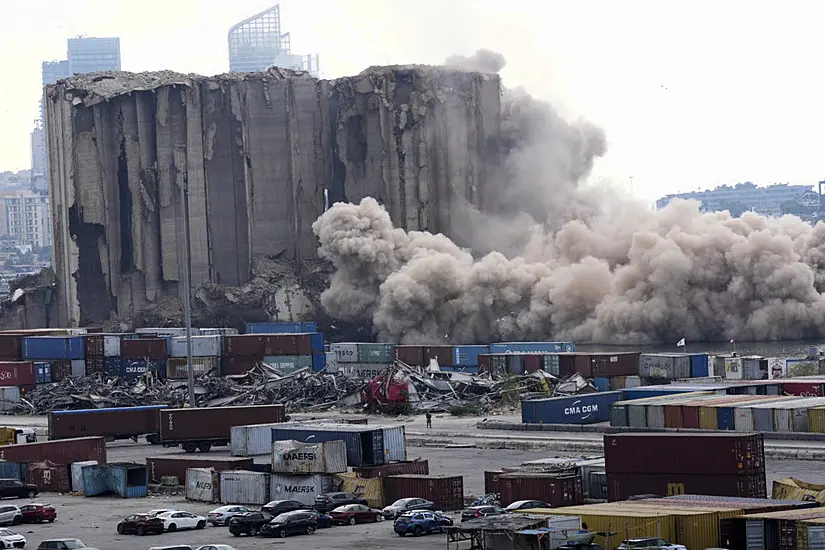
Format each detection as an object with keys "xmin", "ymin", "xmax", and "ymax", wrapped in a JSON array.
[
  {"xmin": 67, "ymin": 37, "xmax": 121, "ymax": 74},
  {"xmin": 228, "ymin": 5, "xmax": 319, "ymax": 76},
  {"xmin": 41, "ymin": 60, "xmax": 70, "ymax": 86},
  {"xmin": 3, "ymin": 192, "xmax": 51, "ymax": 248}
]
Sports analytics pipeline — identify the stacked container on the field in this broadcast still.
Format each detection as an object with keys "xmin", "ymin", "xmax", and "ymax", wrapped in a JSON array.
[
  {"xmin": 22, "ymin": 336, "xmax": 85, "ymax": 382},
  {"xmin": 604, "ymin": 432, "xmax": 767, "ymax": 500},
  {"xmin": 269, "ymin": 424, "xmax": 406, "ymax": 467},
  {"xmin": 166, "ymin": 335, "xmax": 222, "ymax": 379},
  {"xmin": 222, "ymin": 332, "xmax": 325, "ymax": 375},
  {"xmin": 330, "ymin": 343, "xmax": 395, "ymax": 378}
]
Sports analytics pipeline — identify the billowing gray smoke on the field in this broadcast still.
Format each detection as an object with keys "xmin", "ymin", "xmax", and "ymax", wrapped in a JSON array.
[{"xmin": 312, "ymin": 50, "xmax": 825, "ymax": 344}]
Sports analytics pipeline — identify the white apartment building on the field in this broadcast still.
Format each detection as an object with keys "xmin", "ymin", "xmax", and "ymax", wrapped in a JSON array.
[{"xmin": 4, "ymin": 193, "xmax": 51, "ymax": 248}]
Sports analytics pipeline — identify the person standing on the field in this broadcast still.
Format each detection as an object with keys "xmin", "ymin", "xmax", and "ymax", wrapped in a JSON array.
[{"xmin": 426, "ymin": 412, "xmax": 432, "ymax": 428}]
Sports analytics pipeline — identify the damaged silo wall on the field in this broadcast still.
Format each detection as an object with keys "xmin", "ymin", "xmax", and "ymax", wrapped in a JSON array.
[{"xmin": 45, "ymin": 67, "xmax": 500, "ymax": 327}]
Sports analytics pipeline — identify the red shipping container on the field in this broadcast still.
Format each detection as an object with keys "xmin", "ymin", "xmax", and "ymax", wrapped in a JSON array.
[
  {"xmin": 395, "ymin": 346, "xmax": 426, "ymax": 366},
  {"xmin": 0, "ymin": 361, "xmax": 35, "ymax": 386},
  {"xmin": 590, "ymin": 352, "xmax": 640, "ymax": 377},
  {"xmin": 220, "ymin": 356, "xmax": 261, "ymax": 375},
  {"xmin": 783, "ymin": 382, "xmax": 824, "ymax": 397},
  {"xmin": 477, "ymin": 355, "xmax": 492, "ymax": 375},
  {"xmin": 84, "ymin": 334, "xmax": 105, "ymax": 375},
  {"xmin": 262, "ymin": 334, "xmax": 313, "ymax": 356},
  {"xmin": 50, "ymin": 360, "xmax": 71, "ymax": 382},
  {"xmin": 606, "ymin": 471, "xmax": 767, "ymax": 501},
  {"xmin": 498, "ymin": 473, "xmax": 583, "ymax": 507},
  {"xmin": 146, "ymin": 455, "xmax": 254, "ymax": 483},
  {"xmin": 223, "ymin": 335, "xmax": 264, "ymax": 357},
  {"xmin": 121, "ymin": 338, "xmax": 167, "ymax": 359},
  {"xmin": 28, "ymin": 461, "xmax": 71, "ymax": 492},
  {"xmin": 664, "ymin": 405, "xmax": 682, "ymax": 428},
  {"xmin": 159, "ymin": 404, "xmax": 286, "ymax": 442},
  {"xmin": 0, "ymin": 336, "xmax": 22, "ymax": 361},
  {"xmin": 352, "ymin": 460, "xmax": 429, "ymax": 478},
  {"xmin": 424, "ymin": 346, "xmax": 453, "ymax": 366},
  {"xmin": 523, "ymin": 356, "xmax": 542, "ymax": 374},
  {"xmin": 485, "ymin": 470, "xmax": 503, "ymax": 495},
  {"xmin": 0, "ymin": 436, "xmax": 106, "ymax": 465}
]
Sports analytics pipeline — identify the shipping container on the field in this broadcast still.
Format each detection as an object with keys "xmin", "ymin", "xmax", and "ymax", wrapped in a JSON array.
[
  {"xmin": 522, "ymin": 392, "xmax": 622, "ymax": 425},
  {"xmin": 604, "ymin": 433, "xmax": 765, "ymax": 475},
  {"xmin": 82, "ymin": 463, "xmax": 148, "ymax": 498},
  {"xmin": 585, "ymin": 352, "xmax": 641, "ymax": 377},
  {"xmin": 33, "ymin": 362, "xmax": 51, "ymax": 384},
  {"xmin": 270, "ymin": 424, "xmax": 386, "ymax": 467},
  {"xmin": 220, "ymin": 470, "xmax": 270, "ymax": 505},
  {"xmin": 337, "ymin": 471, "xmax": 385, "ymax": 508},
  {"xmin": 352, "ymin": 460, "xmax": 429, "ymax": 479},
  {"xmin": 230, "ymin": 422, "xmax": 289, "ymax": 456},
  {"xmin": 245, "ymin": 321, "xmax": 318, "ymax": 334},
  {"xmin": 28, "ymin": 461, "xmax": 70, "ymax": 492},
  {"xmin": 423, "ymin": 346, "xmax": 453, "ymax": 366},
  {"xmin": 269, "ymin": 474, "xmax": 333, "ymax": 506},
  {"xmin": 0, "ymin": 335, "xmax": 22, "ymax": 360},
  {"xmin": 783, "ymin": 381, "xmax": 825, "ymax": 397},
  {"xmin": 498, "ymin": 472, "xmax": 583, "ymax": 507},
  {"xmin": 690, "ymin": 354, "xmax": 710, "ymax": 377},
  {"xmin": 70, "ymin": 359, "xmax": 85, "ymax": 378},
  {"xmin": 723, "ymin": 356, "xmax": 744, "ymax": 380},
  {"xmin": 383, "ymin": 475, "xmax": 464, "ymax": 511},
  {"xmin": 312, "ymin": 353, "xmax": 326, "ymax": 372},
  {"xmin": 593, "ymin": 377, "xmax": 610, "ymax": 392},
  {"xmin": 49, "ymin": 360, "xmax": 71, "ymax": 382},
  {"xmin": 489, "ymin": 342, "xmax": 576, "ymax": 354},
  {"xmin": 589, "ymin": 471, "xmax": 608, "ymax": 500},
  {"xmin": 330, "ymin": 343, "xmax": 396, "ymax": 364},
  {"xmin": 169, "ymin": 336, "xmax": 222, "ymax": 358},
  {"xmin": 186, "ymin": 468, "xmax": 220, "ymax": 503},
  {"xmin": 773, "ymin": 397, "xmax": 825, "ymax": 432},
  {"xmin": 106, "ymin": 358, "xmax": 166, "ymax": 381},
  {"xmin": 452, "ymin": 345, "xmax": 489, "ymax": 367},
  {"xmin": 0, "ymin": 387, "xmax": 20, "ymax": 412},
  {"xmin": 120, "ymin": 337, "xmax": 167, "ymax": 359},
  {"xmin": 261, "ymin": 355, "xmax": 313, "ymax": 374},
  {"xmin": 22, "ymin": 336, "xmax": 84, "ymax": 361},
  {"xmin": 71, "ymin": 460, "xmax": 98, "ymax": 493},
  {"xmin": 83, "ymin": 334, "xmax": 104, "ymax": 375},
  {"xmin": 159, "ymin": 404, "xmax": 286, "ymax": 449},
  {"xmin": 102, "ymin": 334, "xmax": 122, "ymax": 357},
  {"xmin": 639, "ymin": 354, "xmax": 691, "ymax": 379},
  {"xmin": 199, "ymin": 327, "xmax": 239, "ymax": 337},
  {"xmin": 742, "ymin": 356, "xmax": 768, "ymax": 380},
  {"xmin": 223, "ymin": 335, "xmax": 265, "ymax": 357},
  {"xmin": 271, "ymin": 440, "xmax": 347, "ymax": 474},
  {"xmin": 220, "ymin": 356, "xmax": 261, "ymax": 375},
  {"xmin": 0, "ymin": 436, "xmax": 106, "ymax": 465},
  {"xmin": 324, "ymin": 351, "xmax": 338, "ymax": 373},
  {"xmin": 395, "ymin": 346, "xmax": 425, "ymax": 366},
  {"xmin": 146, "ymin": 456, "xmax": 254, "ymax": 484},
  {"xmin": 166, "ymin": 357, "xmax": 220, "ymax": 379},
  {"xmin": 48, "ymin": 405, "xmax": 167, "ymax": 441},
  {"xmin": 607, "ymin": 471, "xmax": 767, "ymax": 500},
  {"xmin": 261, "ymin": 333, "xmax": 324, "ymax": 356},
  {"xmin": 0, "ymin": 361, "xmax": 35, "ymax": 386},
  {"xmin": 135, "ymin": 327, "xmax": 194, "ymax": 337},
  {"xmin": 336, "ymin": 363, "xmax": 392, "ymax": 379},
  {"xmin": 525, "ymin": 506, "xmax": 678, "ymax": 546},
  {"xmin": 734, "ymin": 397, "xmax": 801, "ymax": 432}
]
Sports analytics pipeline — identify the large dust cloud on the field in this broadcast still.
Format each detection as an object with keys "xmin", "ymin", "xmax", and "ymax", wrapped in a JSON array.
[{"xmin": 311, "ymin": 49, "xmax": 825, "ymax": 345}]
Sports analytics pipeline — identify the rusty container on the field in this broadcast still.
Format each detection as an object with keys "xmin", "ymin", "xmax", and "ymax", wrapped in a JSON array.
[
  {"xmin": 424, "ymin": 346, "xmax": 454, "ymax": 367},
  {"xmin": 159, "ymin": 404, "xmax": 286, "ymax": 442},
  {"xmin": 220, "ymin": 356, "xmax": 262, "ymax": 375},
  {"xmin": 395, "ymin": 346, "xmax": 426, "ymax": 366},
  {"xmin": 590, "ymin": 352, "xmax": 641, "ymax": 377},
  {"xmin": 120, "ymin": 337, "xmax": 168, "ymax": 359},
  {"xmin": 352, "ymin": 460, "xmax": 429, "ymax": 478},
  {"xmin": 223, "ymin": 335, "xmax": 265, "ymax": 357},
  {"xmin": 498, "ymin": 472, "xmax": 583, "ymax": 507},
  {"xmin": 146, "ymin": 455, "xmax": 254, "ymax": 484},
  {"xmin": 83, "ymin": 334, "xmax": 105, "ymax": 375},
  {"xmin": 383, "ymin": 475, "xmax": 464, "ymax": 511},
  {"xmin": 477, "ymin": 355, "xmax": 492, "ymax": 374},
  {"xmin": 557, "ymin": 354, "xmax": 593, "ymax": 377},
  {"xmin": 524, "ymin": 356, "xmax": 543, "ymax": 374},
  {"xmin": 261, "ymin": 334, "xmax": 317, "ymax": 356},
  {"xmin": 48, "ymin": 405, "xmax": 166, "ymax": 440},
  {"xmin": 28, "ymin": 460, "xmax": 71, "ymax": 492},
  {"xmin": 606, "ymin": 471, "xmax": 767, "ymax": 501},
  {"xmin": 0, "ymin": 336, "xmax": 22, "ymax": 361},
  {"xmin": 664, "ymin": 404, "xmax": 683, "ymax": 428},
  {"xmin": 604, "ymin": 432, "xmax": 765, "ymax": 475},
  {"xmin": 0, "ymin": 436, "xmax": 106, "ymax": 465},
  {"xmin": 485, "ymin": 470, "xmax": 503, "ymax": 495},
  {"xmin": 49, "ymin": 360, "xmax": 72, "ymax": 383}
]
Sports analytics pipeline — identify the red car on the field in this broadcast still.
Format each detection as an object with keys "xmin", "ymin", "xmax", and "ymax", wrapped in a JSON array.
[
  {"xmin": 19, "ymin": 504, "xmax": 56, "ymax": 523},
  {"xmin": 116, "ymin": 513, "xmax": 165, "ymax": 535},
  {"xmin": 328, "ymin": 504, "xmax": 385, "ymax": 526}
]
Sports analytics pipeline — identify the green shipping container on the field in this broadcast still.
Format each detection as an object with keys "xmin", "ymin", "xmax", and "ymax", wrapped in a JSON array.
[
  {"xmin": 262, "ymin": 355, "xmax": 313, "ymax": 374},
  {"xmin": 357, "ymin": 344, "xmax": 396, "ymax": 363}
]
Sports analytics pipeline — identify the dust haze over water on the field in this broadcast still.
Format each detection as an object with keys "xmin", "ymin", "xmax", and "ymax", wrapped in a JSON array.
[{"xmin": 311, "ymin": 49, "xmax": 825, "ymax": 347}]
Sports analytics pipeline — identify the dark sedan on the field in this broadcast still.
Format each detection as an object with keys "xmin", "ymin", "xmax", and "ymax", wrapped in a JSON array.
[
  {"xmin": 261, "ymin": 500, "xmax": 309, "ymax": 517},
  {"xmin": 116, "ymin": 513, "xmax": 165, "ymax": 535},
  {"xmin": 329, "ymin": 504, "xmax": 385, "ymax": 526},
  {"xmin": 461, "ymin": 505, "xmax": 506, "ymax": 521},
  {"xmin": 0, "ymin": 480, "xmax": 37, "ymax": 500},
  {"xmin": 260, "ymin": 511, "xmax": 317, "ymax": 538},
  {"xmin": 308, "ymin": 511, "xmax": 332, "ymax": 528},
  {"xmin": 314, "ymin": 492, "xmax": 368, "ymax": 513},
  {"xmin": 228, "ymin": 511, "xmax": 272, "ymax": 536}
]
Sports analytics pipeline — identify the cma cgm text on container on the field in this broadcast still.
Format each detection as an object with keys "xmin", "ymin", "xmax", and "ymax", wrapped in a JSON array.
[{"xmin": 522, "ymin": 391, "xmax": 622, "ymax": 424}]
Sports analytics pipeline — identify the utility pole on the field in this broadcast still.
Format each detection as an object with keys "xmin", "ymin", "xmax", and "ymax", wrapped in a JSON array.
[{"xmin": 179, "ymin": 178, "xmax": 196, "ymax": 408}]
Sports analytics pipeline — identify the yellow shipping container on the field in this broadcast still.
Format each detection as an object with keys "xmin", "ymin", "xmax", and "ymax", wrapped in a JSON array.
[
  {"xmin": 0, "ymin": 428, "xmax": 16, "ymax": 446},
  {"xmin": 773, "ymin": 477, "xmax": 825, "ymax": 504},
  {"xmin": 699, "ymin": 406, "xmax": 719, "ymax": 429},
  {"xmin": 809, "ymin": 407, "xmax": 825, "ymax": 433},
  {"xmin": 617, "ymin": 503, "xmax": 744, "ymax": 550},
  {"xmin": 797, "ymin": 517, "xmax": 825, "ymax": 550},
  {"xmin": 335, "ymin": 473, "xmax": 384, "ymax": 508}
]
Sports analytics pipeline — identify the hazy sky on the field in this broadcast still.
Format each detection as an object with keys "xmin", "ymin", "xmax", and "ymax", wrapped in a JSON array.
[{"xmin": 0, "ymin": 0, "xmax": 822, "ymax": 203}]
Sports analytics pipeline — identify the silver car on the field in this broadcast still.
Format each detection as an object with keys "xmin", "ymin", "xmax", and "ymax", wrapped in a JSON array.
[
  {"xmin": 0, "ymin": 507, "xmax": 21, "ymax": 527},
  {"xmin": 207, "ymin": 506, "xmax": 250, "ymax": 526},
  {"xmin": 382, "ymin": 498, "xmax": 435, "ymax": 518}
]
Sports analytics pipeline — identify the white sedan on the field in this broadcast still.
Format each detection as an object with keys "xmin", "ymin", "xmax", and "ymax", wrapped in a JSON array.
[
  {"xmin": 0, "ymin": 528, "xmax": 25, "ymax": 549},
  {"xmin": 156, "ymin": 510, "xmax": 207, "ymax": 532},
  {"xmin": 196, "ymin": 546, "xmax": 236, "ymax": 550}
]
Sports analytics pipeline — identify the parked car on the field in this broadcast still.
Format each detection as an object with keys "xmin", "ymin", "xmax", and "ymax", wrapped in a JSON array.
[
  {"xmin": 0, "ymin": 507, "xmax": 21, "ymax": 527},
  {"xmin": 0, "ymin": 528, "xmax": 25, "ymax": 549},
  {"xmin": 147, "ymin": 509, "xmax": 175, "ymax": 517},
  {"xmin": 260, "ymin": 511, "xmax": 317, "ymax": 538},
  {"xmin": 314, "ymin": 492, "xmax": 368, "ymax": 513},
  {"xmin": 557, "ymin": 544, "xmax": 605, "ymax": 550},
  {"xmin": 148, "ymin": 547, "xmax": 193, "ymax": 550},
  {"xmin": 207, "ymin": 506, "xmax": 250, "ymax": 527},
  {"xmin": 195, "ymin": 546, "xmax": 236, "ymax": 550},
  {"xmin": 618, "ymin": 539, "xmax": 686, "ymax": 550},
  {"xmin": 328, "ymin": 504, "xmax": 385, "ymax": 526},
  {"xmin": 19, "ymin": 504, "xmax": 55, "ymax": 524},
  {"xmin": 36, "ymin": 540, "xmax": 88, "ymax": 550},
  {"xmin": 116, "ymin": 513, "xmax": 165, "ymax": 536},
  {"xmin": 155, "ymin": 511, "xmax": 207, "ymax": 532},
  {"xmin": 394, "ymin": 511, "xmax": 453, "ymax": 536},
  {"xmin": 228, "ymin": 512, "xmax": 272, "ymax": 537},
  {"xmin": 261, "ymin": 500, "xmax": 309, "ymax": 516},
  {"xmin": 504, "ymin": 500, "xmax": 550, "ymax": 512},
  {"xmin": 382, "ymin": 498, "xmax": 435, "ymax": 518},
  {"xmin": 307, "ymin": 511, "xmax": 332, "ymax": 529},
  {"xmin": 461, "ymin": 505, "xmax": 506, "ymax": 521},
  {"xmin": 0, "ymin": 481, "xmax": 37, "ymax": 500}
]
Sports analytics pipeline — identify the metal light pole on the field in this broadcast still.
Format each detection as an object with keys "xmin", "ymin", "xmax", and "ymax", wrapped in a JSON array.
[{"xmin": 179, "ymin": 179, "xmax": 196, "ymax": 408}]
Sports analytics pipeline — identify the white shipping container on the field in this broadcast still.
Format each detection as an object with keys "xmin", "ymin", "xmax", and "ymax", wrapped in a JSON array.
[
  {"xmin": 724, "ymin": 357, "xmax": 743, "ymax": 380},
  {"xmin": 269, "ymin": 474, "xmax": 332, "ymax": 506},
  {"xmin": 381, "ymin": 426, "xmax": 407, "ymax": 462},
  {"xmin": 137, "ymin": 327, "xmax": 199, "ymax": 337},
  {"xmin": 103, "ymin": 335, "xmax": 122, "ymax": 357},
  {"xmin": 186, "ymin": 468, "xmax": 220, "ymax": 503},
  {"xmin": 71, "ymin": 461, "xmax": 98, "ymax": 493},
  {"xmin": 199, "ymin": 328, "xmax": 239, "ymax": 336},
  {"xmin": 230, "ymin": 423, "xmax": 286, "ymax": 456},
  {"xmin": 271, "ymin": 440, "xmax": 347, "ymax": 474},
  {"xmin": 170, "ymin": 336, "xmax": 222, "ymax": 358},
  {"xmin": 71, "ymin": 359, "xmax": 85, "ymax": 378},
  {"xmin": 219, "ymin": 470, "xmax": 270, "ymax": 505},
  {"xmin": 329, "ymin": 343, "xmax": 358, "ymax": 363},
  {"xmin": 337, "ymin": 363, "xmax": 392, "ymax": 379},
  {"xmin": 325, "ymin": 351, "xmax": 338, "ymax": 373},
  {"xmin": 0, "ymin": 387, "xmax": 20, "ymax": 412}
]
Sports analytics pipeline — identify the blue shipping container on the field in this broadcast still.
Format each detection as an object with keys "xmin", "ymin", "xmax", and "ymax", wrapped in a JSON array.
[
  {"xmin": 309, "ymin": 332, "xmax": 325, "ymax": 352},
  {"xmin": 312, "ymin": 352, "xmax": 327, "ymax": 372},
  {"xmin": 0, "ymin": 462, "xmax": 26, "ymax": 482},
  {"xmin": 452, "ymin": 345, "xmax": 489, "ymax": 366},
  {"xmin": 593, "ymin": 377, "xmax": 610, "ymax": 392},
  {"xmin": 246, "ymin": 321, "xmax": 318, "ymax": 334},
  {"xmin": 34, "ymin": 362, "xmax": 51, "ymax": 384},
  {"xmin": 270, "ymin": 425, "xmax": 385, "ymax": 467},
  {"xmin": 689, "ymin": 354, "xmax": 710, "ymax": 377},
  {"xmin": 489, "ymin": 342, "xmax": 576, "ymax": 354},
  {"xmin": 51, "ymin": 405, "xmax": 168, "ymax": 417},
  {"xmin": 23, "ymin": 337, "xmax": 85, "ymax": 360},
  {"xmin": 717, "ymin": 406, "xmax": 736, "ymax": 430},
  {"xmin": 521, "ymin": 391, "xmax": 622, "ymax": 424},
  {"xmin": 620, "ymin": 386, "xmax": 706, "ymax": 400},
  {"xmin": 82, "ymin": 463, "xmax": 148, "ymax": 498},
  {"xmin": 105, "ymin": 357, "xmax": 166, "ymax": 380}
]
